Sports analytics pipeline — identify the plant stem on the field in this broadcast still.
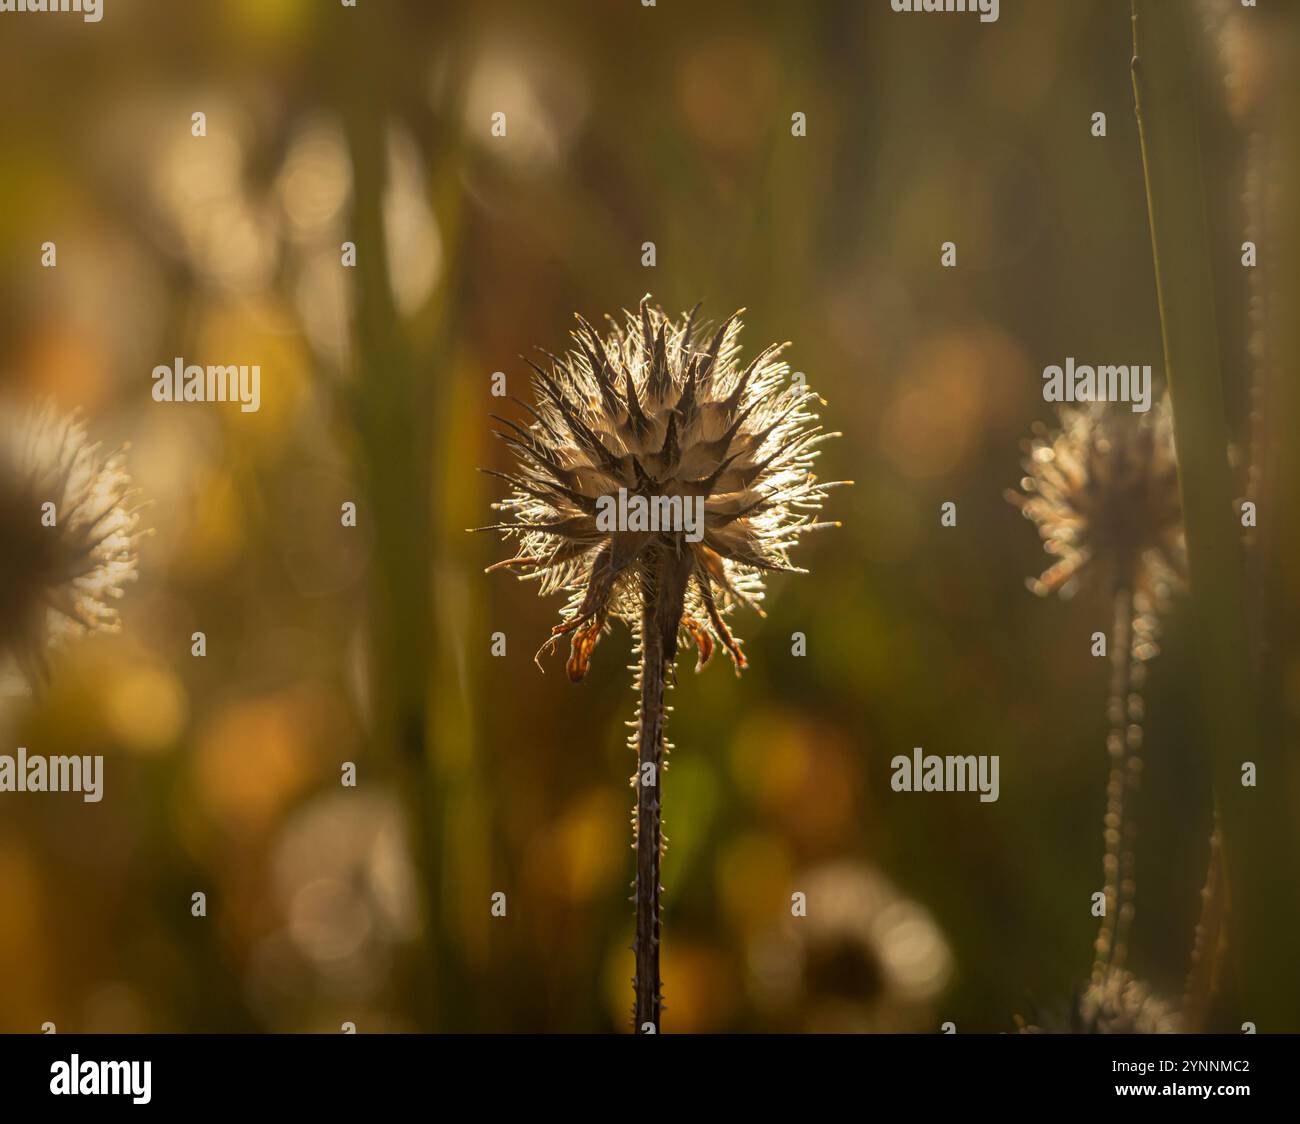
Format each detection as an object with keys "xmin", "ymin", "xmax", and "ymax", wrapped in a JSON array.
[
  {"xmin": 633, "ymin": 597, "xmax": 665, "ymax": 1033},
  {"xmin": 1094, "ymin": 582, "xmax": 1133, "ymax": 982},
  {"xmin": 330, "ymin": 11, "xmax": 443, "ymax": 1028},
  {"xmin": 1182, "ymin": 814, "xmax": 1227, "ymax": 1031},
  {"xmin": 633, "ymin": 547, "xmax": 692, "ymax": 1032},
  {"xmin": 1130, "ymin": 0, "xmax": 1300, "ymax": 1023}
]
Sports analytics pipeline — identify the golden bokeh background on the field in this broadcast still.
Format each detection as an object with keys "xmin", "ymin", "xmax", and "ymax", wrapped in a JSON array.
[{"xmin": 0, "ymin": 0, "xmax": 1295, "ymax": 1033}]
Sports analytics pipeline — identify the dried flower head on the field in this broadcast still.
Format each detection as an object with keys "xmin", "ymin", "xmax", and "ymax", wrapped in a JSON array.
[
  {"xmin": 482, "ymin": 297, "xmax": 844, "ymax": 679},
  {"xmin": 750, "ymin": 862, "xmax": 952, "ymax": 1033},
  {"xmin": 1007, "ymin": 400, "xmax": 1186, "ymax": 633},
  {"xmin": 0, "ymin": 401, "xmax": 144, "ymax": 685}
]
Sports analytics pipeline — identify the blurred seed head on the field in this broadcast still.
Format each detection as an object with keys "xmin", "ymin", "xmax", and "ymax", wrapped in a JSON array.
[
  {"xmin": 1007, "ymin": 400, "xmax": 1186, "ymax": 633},
  {"xmin": 1020, "ymin": 968, "xmax": 1182, "ymax": 1034},
  {"xmin": 483, "ymin": 297, "xmax": 844, "ymax": 679},
  {"xmin": 272, "ymin": 790, "xmax": 421, "ymax": 980},
  {"xmin": 1199, "ymin": 0, "xmax": 1284, "ymax": 123},
  {"xmin": 0, "ymin": 401, "xmax": 144, "ymax": 686},
  {"xmin": 456, "ymin": 39, "xmax": 590, "ymax": 171},
  {"xmin": 749, "ymin": 861, "xmax": 952, "ymax": 1033}
]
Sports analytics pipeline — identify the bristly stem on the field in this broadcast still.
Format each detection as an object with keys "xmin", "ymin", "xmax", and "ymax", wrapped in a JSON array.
[
  {"xmin": 1094, "ymin": 583, "xmax": 1133, "ymax": 981},
  {"xmin": 1093, "ymin": 578, "xmax": 1147, "ymax": 982},
  {"xmin": 633, "ymin": 546, "xmax": 692, "ymax": 1033},
  {"xmin": 633, "ymin": 593, "xmax": 665, "ymax": 1033}
]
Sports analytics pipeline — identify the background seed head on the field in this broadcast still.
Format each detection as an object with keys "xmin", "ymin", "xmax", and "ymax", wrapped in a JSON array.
[
  {"xmin": 1007, "ymin": 399, "xmax": 1186, "ymax": 621},
  {"xmin": 0, "ymin": 400, "xmax": 144, "ymax": 686}
]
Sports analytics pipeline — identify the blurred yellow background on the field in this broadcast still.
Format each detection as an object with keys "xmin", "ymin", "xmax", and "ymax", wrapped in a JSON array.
[{"xmin": 0, "ymin": 0, "xmax": 1294, "ymax": 1033}]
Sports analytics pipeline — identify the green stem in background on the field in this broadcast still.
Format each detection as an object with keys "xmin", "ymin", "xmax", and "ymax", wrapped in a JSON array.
[
  {"xmin": 632, "ymin": 547, "xmax": 692, "ymax": 1032},
  {"xmin": 1129, "ymin": 0, "xmax": 1300, "ymax": 1025},
  {"xmin": 330, "ymin": 12, "xmax": 444, "ymax": 1028}
]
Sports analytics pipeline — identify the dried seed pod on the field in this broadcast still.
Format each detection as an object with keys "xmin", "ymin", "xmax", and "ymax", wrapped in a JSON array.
[{"xmin": 483, "ymin": 297, "xmax": 844, "ymax": 679}]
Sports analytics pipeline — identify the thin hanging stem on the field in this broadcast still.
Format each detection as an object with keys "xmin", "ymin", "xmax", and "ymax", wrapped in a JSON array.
[{"xmin": 632, "ymin": 546, "xmax": 692, "ymax": 1033}]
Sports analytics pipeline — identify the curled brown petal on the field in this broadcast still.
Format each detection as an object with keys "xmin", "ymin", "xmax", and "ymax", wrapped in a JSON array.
[
  {"xmin": 684, "ymin": 617, "xmax": 715, "ymax": 672},
  {"xmin": 566, "ymin": 614, "xmax": 606, "ymax": 682}
]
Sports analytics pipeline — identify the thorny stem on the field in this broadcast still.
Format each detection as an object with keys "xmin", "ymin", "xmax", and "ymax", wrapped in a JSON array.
[
  {"xmin": 1115, "ymin": 641, "xmax": 1145, "ymax": 974},
  {"xmin": 632, "ymin": 545, "xmax": 692, "ymax": 1033}
]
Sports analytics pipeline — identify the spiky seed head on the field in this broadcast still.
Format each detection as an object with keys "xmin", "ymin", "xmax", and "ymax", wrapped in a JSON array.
[
  {"xmin": 0, "ymin": 400, "xmax": 144, "ymax": 686},
  {"xmin": 1007, "ymin": 399, "xmax": 1186, "ymax": 638},
  {"xmin": 482, "ymin": 297, "xmax": 844, "ymax": 680}
]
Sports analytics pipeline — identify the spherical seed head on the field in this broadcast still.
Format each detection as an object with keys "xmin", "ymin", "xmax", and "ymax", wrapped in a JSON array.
[
  {"xmin": 484, "ymin": 298, "xmax": 843, "ymax": 679},
  {"xmin": 0, "ymin": 401, "xmax": 144, "ymax": 686},
  {"xmin": 1008, "ymin": 400, "xmax": 1186, "ymax": 619}
]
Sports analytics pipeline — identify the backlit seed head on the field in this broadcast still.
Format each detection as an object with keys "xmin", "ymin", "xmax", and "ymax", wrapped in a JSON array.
[
  {"xmin": 0, "ymin": 401, "xmax": 144, "ymax": 686},
  {"xmin": 1007, "ymin": 400, "xmax": 1186, "ymax": 635},
  {"xmin": 481, "ymin": 297, "xmax": 844, "ymax": 679}
]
